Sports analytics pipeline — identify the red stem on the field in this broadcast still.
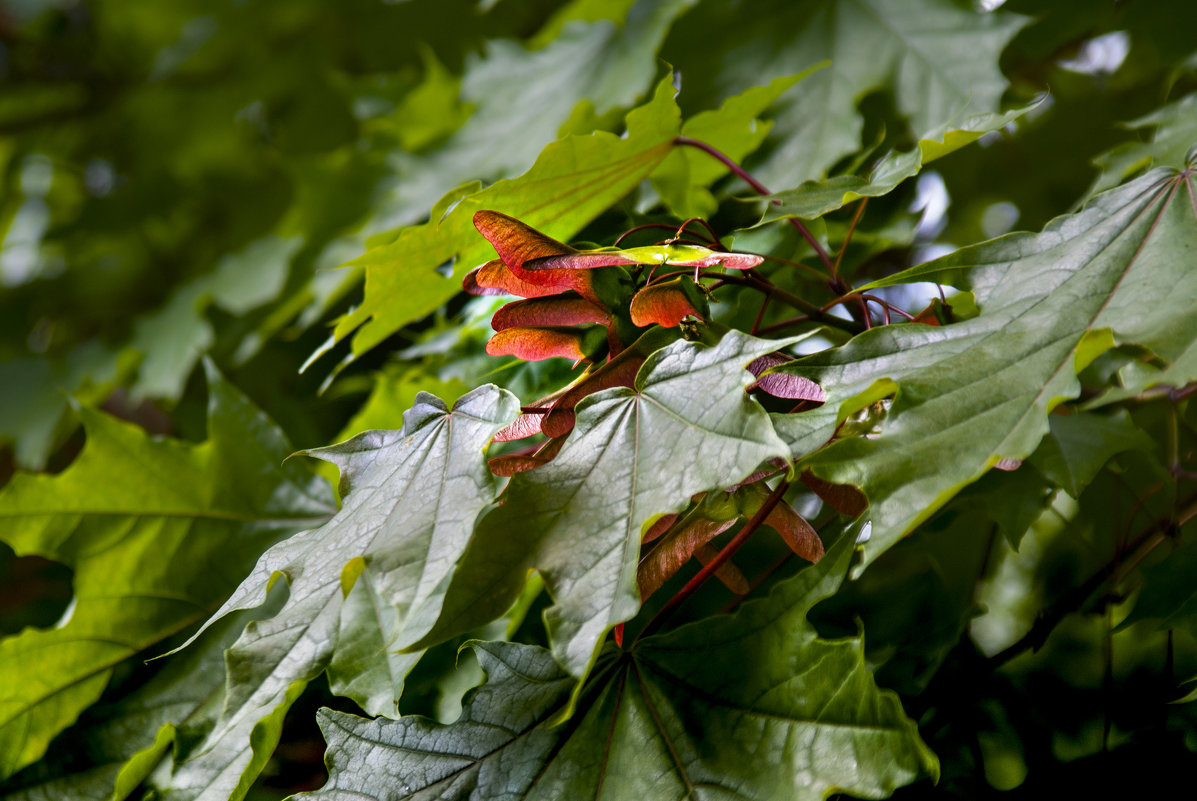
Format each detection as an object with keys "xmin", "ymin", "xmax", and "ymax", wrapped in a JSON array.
[
  {"xmin": 615, "ymin": 223, "xmax": 719, "ymax": 248},
  {"xmin": 750, "ymin": 294, "xmax": 770, "ymax": 335},
  {"xmin": 833, "ymin": 198, "xmax": 869, "ymax": 282},
  {"xmin": 637, "ymin": 479, "xmax": 791, "ymax": 640},
  {"xmin": 675, "ymin": 136, "xmax": 837, "ymax": 275}
]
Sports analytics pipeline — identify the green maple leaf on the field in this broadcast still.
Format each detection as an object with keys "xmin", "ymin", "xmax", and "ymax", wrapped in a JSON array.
[
  {"xmin": 147, "ymin": 386, "xmax": 518, "ymax": 801},
  {"xmin": 1027, "ymin": 409, "xmax": 1152, "ymax": 498},
  {"xmin": 370, "ymin": 0, "xmax": 696, "ymax": 231},
  {"xmin": 0, "ymin": 366, "xmax": 335, "ymax": 780},
  {"xmin": 770, "ymin": 161, "xmax": 1197, "ymax": 565},
  {"xmin": 333, "ymin": 74, "xmax": 683, "ymax": 358},
  {"xmin": 300, "ymin": 535, "xmax": 937, "ymax": 801},
  {"xmin": 666, "ymin": 0, "xmax": 1026, "ymax": 186},
  {"xmin": 650, "ymin": 71, "xmax": 813, "ymax": 219},
  {"xmin": 413, "ymin": 330, "xmax": 798, "ymax": 688}
]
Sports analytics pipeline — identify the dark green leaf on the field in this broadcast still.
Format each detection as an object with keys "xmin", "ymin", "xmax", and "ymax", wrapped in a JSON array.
[
  {"xmin": 757, "ymin": 104, "xmax": 1038, "ymax": 223},
  {"xmin": 302, "ymin": 535, "xmax": 936, "ymax": 800},
  {"xmin": 665, "ymin": 0, "xmax": 1026, "ymax": 186},
  {"xmin": 1090, "ymin": 93, "xmax": 1197, "ymax": 196},
  {"xmin": 145, "ymin": 386, "xmax": 517, "ymax": 800},
  {"xmin": 415, "ymin": 330, "xmax": 796, "ymax": 684},
  {"xmin": 1028, "ymin": 409, "xmax": 1152, "ymax": 497},
  {"xmin": 1122, "ymin": 536, "xmax": 1197, "ymax": 632}
]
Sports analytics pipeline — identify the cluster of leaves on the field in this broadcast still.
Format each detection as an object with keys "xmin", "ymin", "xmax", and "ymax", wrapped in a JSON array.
[{"xmin": 2, "ymin": 0, "xmax": 1197, "ymax": 799}]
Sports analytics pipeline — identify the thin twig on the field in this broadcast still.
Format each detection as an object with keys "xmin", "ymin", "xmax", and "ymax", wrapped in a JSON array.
[
  {"xmin": 756, "ymin": 314, "xmax": 812, "ymax": 335},
  {"xmin": 675, "ymin": 136, "xmax": 837, "ymax": 275},
  {"xmin": 615, "ymin": 223, "xmax": 719, "ymax": 248},
  {"xmin": 637, "ymin": 479, "xmax": 792, "ymax": 640},
  {"xmin": 832, "ymin": 198, "xmax": 869, "ymax": 281},
  {"xmin": 750, "ymin": 294, "xmax": 770, "ymax": 335},
  {"xmin": 706, "ymin": 272, "xmax": 863, "ymax": 335},
  {"xmin": 986, "ymin": 492, "xmax": 1197, "ymax": 670},
  {"xmin": 756, "ymin": 252, "xmax": 832, "ymax": 282}
]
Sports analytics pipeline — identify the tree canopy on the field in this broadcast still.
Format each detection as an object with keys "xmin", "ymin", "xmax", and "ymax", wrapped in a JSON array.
[{"xmin": 2, "ymin": 1, "xmax": 1196, "ymax": 799}]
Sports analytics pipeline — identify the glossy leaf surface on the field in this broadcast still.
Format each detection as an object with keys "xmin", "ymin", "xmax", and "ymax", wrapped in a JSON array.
[
  {"xmin": 302, "ymin": 536, "xmax": 937, "ymax": 801},
  {"xmin": 147, "ymin": 387, "xmax": 517, "ymax": 800},
  {"xmin": 773, "ymin": 165, "xmax": 1197, "ymax": 564},
  {"xmin": 414, "ymin": 331, "xmax": 798, "ymax": 682}
]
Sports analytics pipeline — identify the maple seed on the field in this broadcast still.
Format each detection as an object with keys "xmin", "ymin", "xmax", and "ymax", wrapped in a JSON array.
[
  {"xmin": 471, "ymin": 210, "xmax": 615, "ymax": 304},
  {"xmin": 485, "ymin": 326, "xmax": 607, "ymax": 361},
  {"xmin": 747, "ymin": 352, "xmax": 826, "ymax": 402},
  {"xmin": 491, "ymin": 296, "xmax": 610, "ymax": 331},
  {"xmin": 629, "ymin": 277, "xmax": 709, "ymax": 327},
  {"xmin": 464, "ymin": 258, "xmax": 562, "ymax": 299}
]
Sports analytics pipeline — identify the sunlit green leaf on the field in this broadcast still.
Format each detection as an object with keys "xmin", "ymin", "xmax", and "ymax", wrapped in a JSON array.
[
  {"xmin": 368, "ymin": 0, "xmax": 696, "ymax": 232},
  {"xmin": 0, "ymin": 367, "xmax": 334, "ymax": 780},
  {"xmin": 651, "ymin": 72, "xmax": 811, "ymax": 219},
  {"xmin": 335, "ymin": 76, "xmax": 682, "ymax": 357}
]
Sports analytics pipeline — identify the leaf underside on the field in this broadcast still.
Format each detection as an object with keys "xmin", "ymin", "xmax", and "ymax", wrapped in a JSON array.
[
  {"xmin": 772, "ymin": 167, "xmax": 1197, "ymax": 565},
  {"xmin": 302, "ymin": 535, "xmax": 936, "ymax": 801}
]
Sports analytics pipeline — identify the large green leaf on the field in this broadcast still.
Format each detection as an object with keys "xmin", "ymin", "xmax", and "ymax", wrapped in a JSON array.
[
  {"xmin": 665, "ymin": 0, "xmax": 1026, "ymax": 186},
  {"xmin": 370, "ymin": 0, "xmax": 697, "ymax": 232},
  {"xmin": 650, "ymin": 72, "xmax": 811, "ymax": 219},
  {"xmin": 0, "ymin": 367, "xmax": 334, "ymax": 780},
  {"xmin": 415, "ymin": 330, "xmax": 796, "ymax": 684},
  {"xmin": 335, "ymin": 75, "xmax": 683, "ymax": 358},
  {"xmin": 302, "ymin": 535, "xmax": 937, "ymax": 800},
  {"xmin": 770, "ymin": 164, "xmax": 1197, "ymax": 565},
  {"xmin": 147, "ymin": 386, "xmax": 518, "ymax": 800}
]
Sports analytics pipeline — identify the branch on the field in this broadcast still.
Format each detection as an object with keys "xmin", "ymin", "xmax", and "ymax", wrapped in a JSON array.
[
  {"xmin": 637, "ymin": 479, "xmax": 791, "ymax": 640},
  {"xmin": 986, "ymin": 491, "xmax": 1197, "ymax": 670},
  {"xmin": 706, "ymin": 272, "xmax": 864, "ymax": 335}
]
